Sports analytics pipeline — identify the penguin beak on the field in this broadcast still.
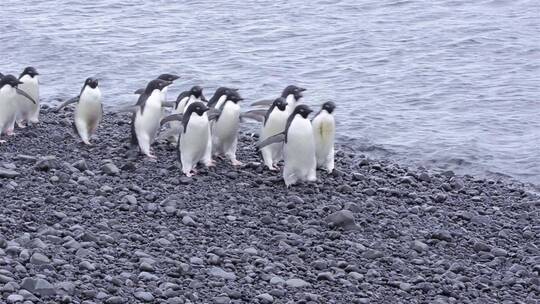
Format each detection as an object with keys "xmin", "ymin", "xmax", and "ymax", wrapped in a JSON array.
[
  {"xmin": 299, "ymin": 87, "xmax": 306, "ymax": 92},
  {"xmin": 170, "ymin": 75, "xmax": 180, "ymax": 81},
  {"xmin": 201, "ymin": 94, "xmax": 208, "ymax": 102},
  {"xmin": 16, "ymin": 88, "xmax": 36, "ymax": 104}
]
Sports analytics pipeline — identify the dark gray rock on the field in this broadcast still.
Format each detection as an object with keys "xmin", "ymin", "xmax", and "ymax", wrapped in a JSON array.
[{"xmin": 325, "ymin": 210, "xmax": 360, "ymax": 230}]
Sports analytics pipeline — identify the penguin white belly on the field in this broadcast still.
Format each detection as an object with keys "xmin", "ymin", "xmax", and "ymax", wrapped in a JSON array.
[
  {"xmin": 75, "ymin": 87, "xmax": 102, "ymax": 144},
  {"xmin": 260, "ymin": 110, "xmax": 288, "ymax": 169},
  {"xmin": 0, "ymin": 87, "xmax": 17, "ymax": 134},
  {"xmin": 283, "ymin": 118, "xmax": 316, "ymax": 185},
  {"xmin": 312, "ymin": 112, "xmax": 335, "ymax": 172},
  {"xmin": 180, "ymin": 115, "xmax": 210, "ymax": 174},
  {"xmin": 16, "ymin": 76, "xmax": 39, "ymax": 124},
  {"xmin": 285, "ymin": 95, "xmax": 297, "ymax": 115},
  {"xmin": 135, "ymin": 100, "xmax": 162, "ymax": 155},
  {"xmin": 212, "ymin": 102, "xmax": 240, "ymax": 157}
]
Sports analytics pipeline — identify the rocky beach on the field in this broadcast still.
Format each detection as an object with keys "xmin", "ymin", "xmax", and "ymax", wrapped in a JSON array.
[{"xmin": 0, "ymin": 107, "xmax": 538, "ymax": 304}]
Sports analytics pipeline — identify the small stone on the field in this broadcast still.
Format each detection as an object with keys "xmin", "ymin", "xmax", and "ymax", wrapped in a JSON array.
[
  {"xmin": 182, "ymin": 215, "xmax": 196, "ymax": 226},
  {"xmin": 208, "ymin": 267, "xmax": 236, "ymax": 280},
  {"xmin": 431, "ymin": 230, "xmax": 452, "ymax": 242},
  {"xmin": 363, "ymin": 249, "xmax": 384, "ymax": 259},
  {"xmin": 139, "ymin": 262, "xmax": 155, "ymax": 272},
  {"xmin": 102, "ymin": 163, "xmax": 120, "ymax": 175},
  {"xmin": 285, "ymin": 278, "xmax": 311, "ymax": 288},
  {"xmin": 257, "ymin": 293, "xmax": 274, "ymax": 303},
  {"xmin": 105, "ymin": 296, "xmax": 126, "ymax": 304},
  {"xmin": 35, "ymin": 156, "xmax": 59, "ymax": 171},
  {"xmin": 491, "ymin": 247, "xmax": 508, "ymax": 257},
  {"xmin": 270, "ymin": 276, "xmax": 285, "ymax": 285},
  {"xmin": 6, "ymin": 294, "xmax": 24, "ymax": 303},
  {"xmin": 325, "ymin": 210, "xmax": 360, "ymax": 230},
  {"xmin": 244, "ymin": 247, "xmax": 258, "ymax": 255},
  {"xmin": 473, "ymin": 241, "xmax": 492, "ymax": 253},
  {"xmin": 317, "ymin": 272, "xmax": 334, "ymax": 281},
  {"xmin": 79, "ymin": 260, "xmax": 96, "ymax": 271},
  {"xmin": 30, "ymin": 252, "xmax": 51, "ymax": 265},
  {"xmin": 399, "ymin": 282, "xmax": 412, "ymax": 291},
  {"xmin": 411, "ymin": 240, "xmax": 428, "ymax": 253},
  {"xmin": 213, "ymin": 296, "xmax": 231, "ymax": 304},
  {"xmin": 72, "ymin": 160, "xmax": 88, "ymax": 171},
  {"xmin": 21, "ymin": 277, "xmax": 56, "ymax": 296},
  {"xmin": 134, "ymin": 291, "xmax": 154, "ymax": 302},
  {"xmin": 0, "ymin": 168, "xmax": 20, "ymax": 178}
]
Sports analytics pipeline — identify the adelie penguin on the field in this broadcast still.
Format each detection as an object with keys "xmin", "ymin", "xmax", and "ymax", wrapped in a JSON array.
[
  {"xmin": 210, "ymin": 89, "xmax": 244, "ymax": 166},
  {"xmin": 160, "ymin": 102, "xmax": 214, "ymax": 176},
  {"xmin": 258, "ymin": 105, "xmax": 317, "ymax": 186},
  {"xmin": 15, "ymin": 67, "xmax": 40, "ymax": 128},
  {"xmin": 258, "ymin": 97, "xmax": 289, "ymax": 170},
  {"xmin": 176, "ymin": 86, "xmax": 207, "ymax": 114},
  {"xmin": 252, "ymin": 85, "xmax": 306, "ymax": 115},
  {"xmin": 130, "ymin": 78, "xmax": 172, "ymax": 158},
  {"xmin": 56, "ymin": 78, "xmax": 102, "ymax": 145},
  {"xmin": 134, "ymin": 73, "xmax": 180, "ymax": 107},
  {"xmin": 312, "ymin": 101, "xmax": 336, "ymax": 173},
  {"xmin": 0, "ymin": 75, "xmax": 37, "ymax": 142}
]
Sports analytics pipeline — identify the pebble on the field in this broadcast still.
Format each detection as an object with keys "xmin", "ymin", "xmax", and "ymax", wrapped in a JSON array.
[
  {"xmin": 134, "ymin": 291, "xmax": 154, "ymax": 302},
  {"xmin": 325, "ymin": 210, "xmax": 360, "ymax": 230},
  {"xmin": 208, "ymin": 267, "xmax": 236, "ymax": 280},
  {"xmin": 257, "ymin": 293, "xmax": 274, "ymax": 303},
  {"xmin": 285, "ymin": 278, "xmax": 311, "ymax": 288},
  {"xmin": 0, "ymin": 168, "xmax": 20, "ymax": 178},
  {"xmin": 102, "ymin": 163, "xmax": 120, "ymax": 175}
]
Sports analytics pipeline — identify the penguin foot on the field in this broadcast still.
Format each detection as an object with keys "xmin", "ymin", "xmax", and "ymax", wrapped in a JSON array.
[
  {"xmin": 0, "ymin": 140, "xmax": 6, "ymax": 144},
  {"xmin": 205, "ymin": 160, "xmax": 216, "ymax": 167},
  {"xmin": 6, "ymin": 131, "xmax": 16, "ymax": 136},
  {"xmin": 269, "ymin": 166, "xmax": 279, "ymax": 171},
  {"xmin": 231, "ymin": 160, "xmax": 244, "ymax": 166},
  {"xmin": 186, "ymin": 169, "xmax": 198, "ymax": 177},
  {"xmin": 16, "ymin": 121, "xmax": 27, "ymax": 129},
  {"xmin": 147, "ymin": 154, "xmax": 157, "ymax": 159}
]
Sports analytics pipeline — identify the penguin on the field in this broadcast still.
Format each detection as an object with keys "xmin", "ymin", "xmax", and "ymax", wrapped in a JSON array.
[
  {"xmin": 130, "ymin": 78, "xmax": 172, "ymax": 158},
  {"xmin": 258, "ymin": 105, "xmax": 316, "ymax": 186},
  {"xmin": 56, "ymin": 78, "xmax": 102, "ymax": 145},
  {"xmin": 160, "ymin": 90, "xmax": 191, "ymax": 143},
  {"xmin": 0, "ymin": 75, "xmax": 37, "ymax": 142},
  {"xmin": 210, "ymin": 90, "xmax": 244, "ymax": 165},
  {"xmin": 312, "ymin": 101, "xmax": 336, "ymax": 173},
  {"xmin": 251, "ymin": 85, "xmax": 306, "ymax": 114},
  {"xmin": 176, "ymin": 86, "xmax": 207, "ymax": 114},
  {"xmin": 161, "ymin": 102, "xmax": 214, "ymax": 176},
  {"xmin": 15, "ymin": 67, "xmax": 40, "ymax": 127},
  {"xmin": 258, "ymin": 97, "xmax": 288, "ymax": 170},
  {"xmin": 207, "ymin": 87, "xmax": 238, "ymax": 109},
  {"xmin": 134, "ymin": 73, "xmax": 179, "ymax": 107}
]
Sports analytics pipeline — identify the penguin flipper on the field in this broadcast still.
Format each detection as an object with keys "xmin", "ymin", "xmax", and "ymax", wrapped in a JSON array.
[
  {"xmin": 161, "ymin": 114, "xmax": 184, "ymax": 126},
  {"xmin": 162, "ymin": 101, "xmax": 176, "ymax": 108},
  {"xmin": 134, "ymin": 88, "xmax": 144, "ymax": 95},
  {"xmin": 240, "ymin": 112, "xmax": 264, "ymax": 123},
  {"xmin": 207, "ymin": 109, "xmax": 222, "ymax": 121},
  {"xmin": 55, "ymin": 96, "xmax": 80, "ymax": 112},
  {"xmin": 251, "ymin": 99, "xmax": 273, "ymax": 107},
  {"xmin": 16, "ymin": 88, "xmax": 37, "ymax": 104},
  {"xmin": 257, "ymin": 133, "xmax": 285, "ymax": 149}
]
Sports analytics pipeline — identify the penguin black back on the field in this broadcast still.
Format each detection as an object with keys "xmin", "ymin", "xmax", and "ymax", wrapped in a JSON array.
[
  {"xmin": 0, "ymin": 75, "xmax": 22, "ymax": 89},
  {"xmin": 208, "ymin": 87, "xmax": 236, "ymax": 108},
  {"xmin": 284, "ymin": 104, "xmax": 313, "ymax": 143},
  {"xmin": 157, "ymin": 73, "xmax": 180, "ymax": 82}
]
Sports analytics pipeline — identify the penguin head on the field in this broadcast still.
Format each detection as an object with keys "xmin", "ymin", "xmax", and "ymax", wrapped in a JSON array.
[
  {"xmin": 321, "ymin": 101, "xmax": 336, "ymax": 114},
  {"xmin": 227, "ymin": 90, "xmax": 243, "ymax": 104},
  {"xmin": 292, "ymin": 104, "xmax": 313, "ymax": 119},
  {"xmin": 273, "ymin": 97, "xmax": 288, "ymax": 111},
  {"xmin": 0, "ymin": 72, "xmax": 4, "ymax": 79},
  {"xmin": 146, "ymin": 79, "xmax": 172, "ymax": 94},
  {"xmin": 158, "ymin": 73, "xmax": 180, "ymax": 82},
  {"xmin": 189, "ymin": 86, "xmax": 207, "ymax": 102},
  {"xmin": 186, "ymin": 101, "xmax": 209, "ymax": 117},
  {"xmin": 20, "ymin": 67, "xmax": 39, "ymax": 79},
  {"xmin": 0, "ymin": 75, "xmax": 23, "ymax": 89},
  {"xmin": 282, "ymin": 85, "xmax": 306, "ymax": 100},
  {"xmin": 84, "ymin": 77, "xmax": 99, "ymax": 89}
]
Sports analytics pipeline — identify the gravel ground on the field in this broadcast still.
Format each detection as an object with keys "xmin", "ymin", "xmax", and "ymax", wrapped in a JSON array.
[{"xmin": 0, "ymin": 107, "xmax": 538, "ymax": 304}]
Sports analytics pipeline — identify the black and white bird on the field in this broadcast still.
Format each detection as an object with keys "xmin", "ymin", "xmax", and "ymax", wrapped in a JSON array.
[
  {"xmin": 312, "ymin": 101, "xmax": 336, "ymax": 173},
  {"xmin": 129, "ymin": 78, "xmax": 173, "ymax": 158},
  {"xmin": 161, "ymin": 102, "xmax": 215, "ymax": 176},
  {"xmin": 56, "ymin": 78, "xmax": 102, "ymax": 145},
  {"xmin": 258, "ymin": 105, "xmax": 317, "ymax": 186},
  {"xmin": 15, "ymin": 66, "xmax": 40, "ymax": 127},
  {"xmin": 210, "ymin": 89, "xmax": 244, "ymax": 166},
  {"xmin": 0, "ymin": 74, "xmax": 36, "ymax": 142}
]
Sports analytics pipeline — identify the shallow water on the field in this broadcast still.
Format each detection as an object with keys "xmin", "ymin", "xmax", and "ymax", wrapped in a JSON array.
[{"xmin": 1, "ymin": 0, "xmax": 539, "ymax": 184}]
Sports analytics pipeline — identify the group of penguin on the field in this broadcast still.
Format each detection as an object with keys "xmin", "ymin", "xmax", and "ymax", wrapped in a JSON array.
[{"xmin": 0, "ymin": 68, "xmax": 336, "ymax": 186}]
